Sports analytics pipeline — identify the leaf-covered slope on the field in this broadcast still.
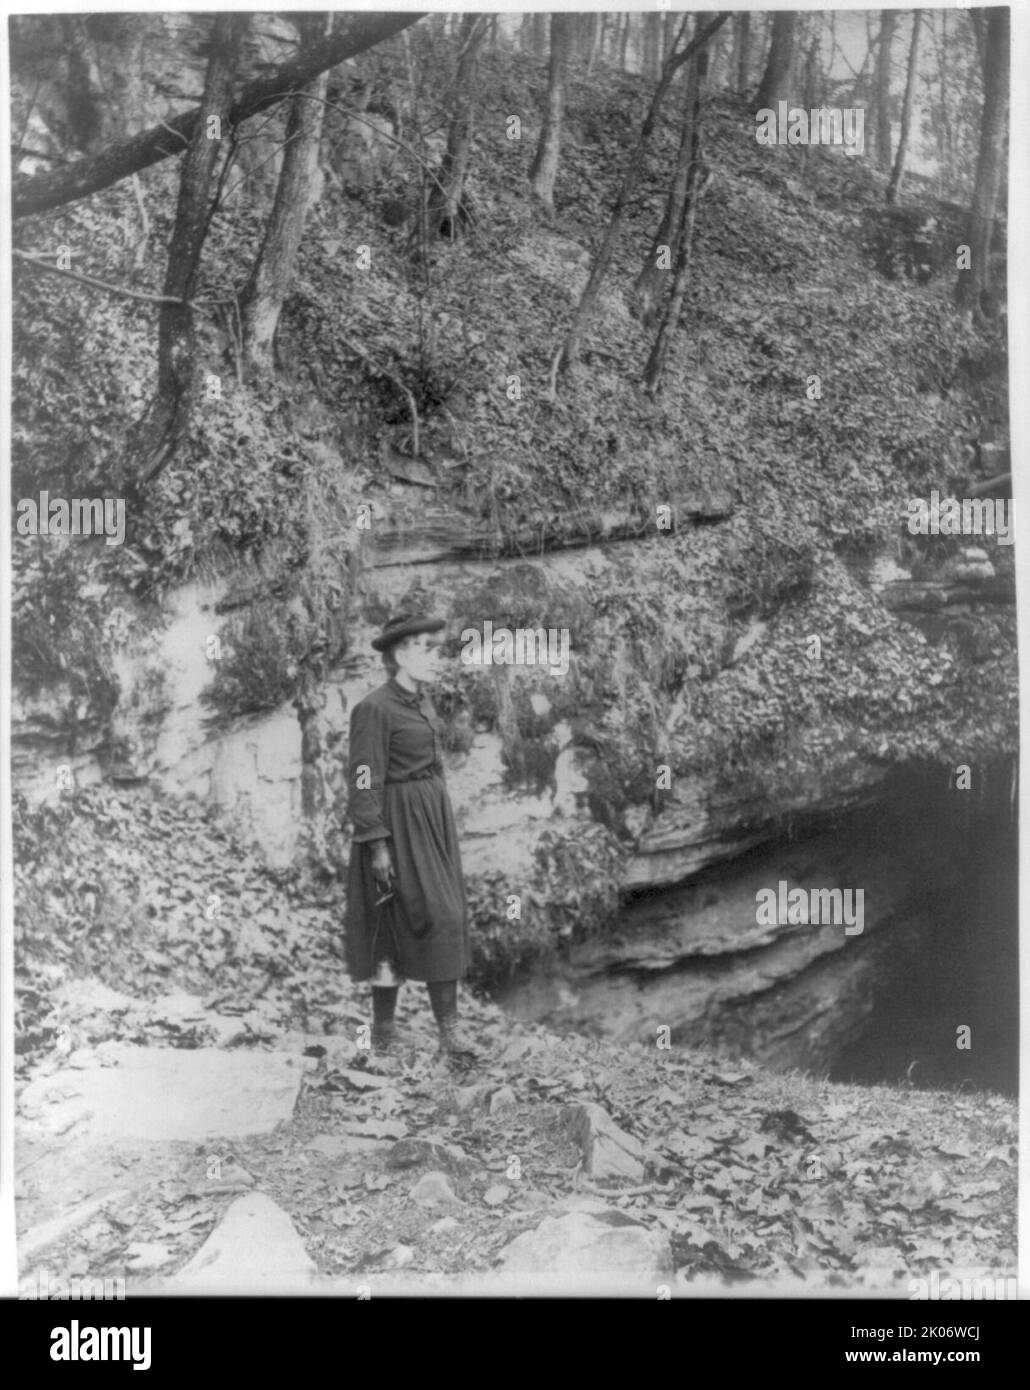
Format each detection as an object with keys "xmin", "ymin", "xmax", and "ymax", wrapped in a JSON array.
[
  {"xmin": 12, "ymin": 51, "xmax": 1006, "ymax": 554},
  {"xmin": 11, "ymin": 44, "xmax": 1015, "ymax": 885}
]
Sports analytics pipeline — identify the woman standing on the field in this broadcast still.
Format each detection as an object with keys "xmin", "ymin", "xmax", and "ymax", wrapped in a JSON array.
[{"xmin": 345, "ymin": 614, "xmax": 480, "ymax": 1065}]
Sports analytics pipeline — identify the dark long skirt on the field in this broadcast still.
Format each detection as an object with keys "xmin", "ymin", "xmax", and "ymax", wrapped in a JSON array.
[{"xmin": 345, "ymin": 777, "xmax": 470, "ymax": 983}]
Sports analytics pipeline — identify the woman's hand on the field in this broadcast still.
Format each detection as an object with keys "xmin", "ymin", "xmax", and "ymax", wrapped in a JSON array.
[{"xmin": 370, "ymin": 841, "xmax": 394, "ymax": 894}]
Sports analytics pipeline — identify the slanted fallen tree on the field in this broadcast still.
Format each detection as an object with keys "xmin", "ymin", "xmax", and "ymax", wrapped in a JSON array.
[{"xmin": 12, "ymin": 11, "xmax": 424, "ymax": 219}]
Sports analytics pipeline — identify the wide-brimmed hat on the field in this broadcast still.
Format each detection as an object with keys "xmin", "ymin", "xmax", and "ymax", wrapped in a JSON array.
[{"xmin": 371, "ymin": 614, "xmax": 446, "ymax": 652}]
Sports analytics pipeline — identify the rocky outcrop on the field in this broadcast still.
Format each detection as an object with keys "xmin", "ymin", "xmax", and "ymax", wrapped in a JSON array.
[
  {"xmin": 872, "ymin": 550, "xmax": 1015, "ymax": 664},
  {"xmin": 503, "ymin": 759, "xmax": 1017, "ymax": 1084},
  {"xmin": 622, "ymin": 756, "xmax": 890, "ymax": 890}
]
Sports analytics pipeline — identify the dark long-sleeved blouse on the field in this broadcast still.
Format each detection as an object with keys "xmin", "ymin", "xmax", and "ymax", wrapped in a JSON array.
[{"xmin": 347, "ymin": 678, "xmax": 445, "ymax": 844}]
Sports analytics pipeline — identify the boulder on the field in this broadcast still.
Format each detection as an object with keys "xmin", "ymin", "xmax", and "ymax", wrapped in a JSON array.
[{"xmin": 170, "ymin": 1193, "xmax": 316, "ymax": 1293}]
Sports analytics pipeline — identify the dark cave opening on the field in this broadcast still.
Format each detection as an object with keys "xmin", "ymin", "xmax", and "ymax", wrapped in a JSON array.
[
  {"xmin": 500, "ymin": 758, "xmax": 1019, "ymax": 1099},
  {"xmin": 827, "ymin": 759, "xmax": 1018, "ymax": 1097}
]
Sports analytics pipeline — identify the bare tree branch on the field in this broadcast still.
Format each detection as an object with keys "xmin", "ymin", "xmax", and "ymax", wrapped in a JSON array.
[
  {"xmin": 12, "ymin": 247, "xmax": 226, "ymax": 307},
  {"xmin": 560, "ymin": 12, "xmax": 730, "ymax": 372},
  {"xmin": 12, "ymin": 12, "xmax": 426, "ymax": 219}
]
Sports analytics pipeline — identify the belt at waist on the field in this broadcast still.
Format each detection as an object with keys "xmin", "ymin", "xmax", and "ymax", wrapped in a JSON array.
[{"xmin": 385, "ymin": 766, "xmax": 441, "ymax": 784}]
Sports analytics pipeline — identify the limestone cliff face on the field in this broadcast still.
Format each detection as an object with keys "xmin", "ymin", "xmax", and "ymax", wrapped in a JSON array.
[
  {"xmin": 11, "ymin": 490, "xmax": 1016, "ymax": 1082},
  {"xmin": 12, "ymin": 493, "xmax": 1012, "ymax": 867}
]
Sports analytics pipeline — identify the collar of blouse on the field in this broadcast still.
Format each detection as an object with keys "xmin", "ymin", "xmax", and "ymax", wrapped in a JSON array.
[{"xmin": 390, "ymin": 677, "xmax": 423, "ymax": 706}]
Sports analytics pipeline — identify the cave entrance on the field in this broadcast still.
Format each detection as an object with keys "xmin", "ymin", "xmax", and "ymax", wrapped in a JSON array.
[
  {"xmin": 828, "ymin": 759, "xmax": 1018, "ymax": 1096},
  {"xmin": 498, "ymin": 759, "xmax": 1018, "ymax": 1098}
]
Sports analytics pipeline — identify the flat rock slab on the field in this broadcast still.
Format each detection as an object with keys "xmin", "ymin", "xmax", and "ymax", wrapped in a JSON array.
[
  {"xmin": 18, "ymin": 1046, "xmax": 306, "ymax": 1143},
  {"xmin": 52, "ymin": 983, "xmax": 255, "ymax": 1048},
  {"xmin": 498, "ymin": 1209, "xmax": 673, "ymax": 1292},
  {"xmin": 563, "ymin": 1102, "xmax": 645, "ymax": 1181},
  {"xmin": 169, "ymin": 1194, "xmax": 316, "ymax": 1294}
]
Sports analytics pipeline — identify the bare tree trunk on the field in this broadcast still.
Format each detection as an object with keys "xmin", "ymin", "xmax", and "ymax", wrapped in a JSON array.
[
  {"xmin": 560, "ymin": 14, "xmax": 728, "ymax": 373},
  {"xmin": 802, "ymin": 24, "xmax": 821, "ymax": 109},
  {"xmin": 756, "ymin": 11, "xmax": 797, "ymax": 108},
  {"xmin": 734, "ymin": 11, "xmax": 751, "ymax": 94},
  {"xmin": 845, "ymin": 19, "xmax": 876, "ymax": 112},
  {"xmin": 711, "ymin": 20, "xmax": 733, "ymax": 91},
  {"xmin": 874, "ymin": 9, "xmax": 897, "ymax": 169},
  {"xmin": 427, "ymin": 13, "xmax": 487, "ymax": 240},
  {"xmin": 934, "ymin": 12, "xmax": 954, "ymax": 190},
  {"xmin": 956, "ymin": 8, "xmax": 1009, "ymax": 320},
  {"xmin": 598, "ymin": 13, "xmax": 610, "ymax": 67},
  {"xmin": 585, "ymin": 14, "xmax": 602, "ymax": 75},
  {"xmin": 618, "ymin": 13, "xmax": 631, "ymax": 72},
  {"xmin": 644, "ymin": 57, "xmax": 711, "ymax": 393},
  {"xmin": 634, "ymin": 36, "xmax": 703, "ymax": 324},
  {"xmin": 644, "ymin": 12, "xmax": 662, "ymax": 79},
  {"xmin": 607, "ymin": 14, "xmax": 617, "ymax": 67},
  {"xmin": 241, "ymin": 14, "xmax": 330, "ymax": 374},
  {"xmin": 532, "ymin": 13, "xmax": 547, "ymax": 59},
  {"xmin": 968, "ymin": 7, "xmax": 987, "ymax": 72},
  {"xmin": 529, "ymin": 14, "xmax": 573, "ymax": 215},
  {"xmin": 61, "ymin": 16, "xmax": 103, "ymax": 150},
  {"xmin": 131, "ymin": 12, "xmax": 245, "ymax": 491},
  {"xmin": 662, "ymin": 11, "xmax": 678, "ymax": 66},
  {"xmin": 886, "ymin": 12, "xmax": 922, "ymax": 206}
]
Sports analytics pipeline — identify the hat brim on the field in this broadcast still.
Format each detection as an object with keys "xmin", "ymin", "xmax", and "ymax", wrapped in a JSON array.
[{"xmin": 371, "ymin": 618, "xmax": 446, "ymax": 652}]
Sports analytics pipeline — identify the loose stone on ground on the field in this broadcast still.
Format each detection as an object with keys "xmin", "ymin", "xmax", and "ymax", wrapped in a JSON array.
[
  {"xmin": 497, "ymin": 1208, "xmax": 673, "ymax": 1290},
  {"xmin": 170, "ymin": 1193, "xmax": 317, "ymax": 1293},
  {"xmin": 562, "ymin": 1102, "xmax": 646, "ymax": 1181}
]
